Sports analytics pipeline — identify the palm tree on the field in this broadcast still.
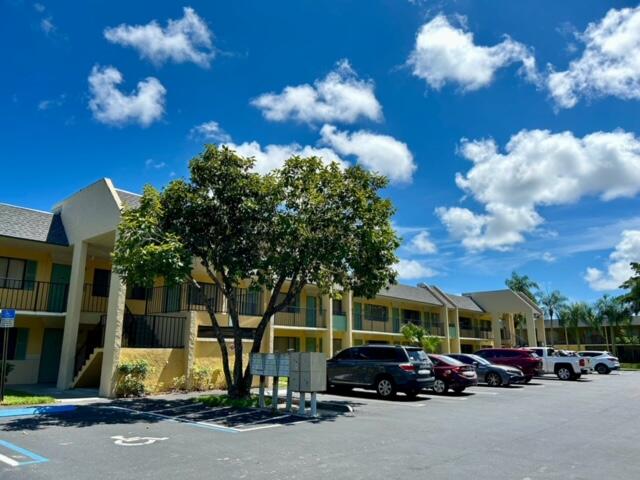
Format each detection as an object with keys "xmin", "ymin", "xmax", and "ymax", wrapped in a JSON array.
[
  {"xmin": 536, "ymin": 289, "xmax": 568, "ymax": 345},
  {"xmin": 561, "ymin": 302, "xmax": 591, "ymax": 349},
  {"xmin": 583, "ymin": 304, "xmax": 604, "ymax": 346},
  {"xmin": 558, "ymin": 308, "xmax": 570, "ymax": 345},
  {"xmin": 595, "ymin": 295, "xmax": 631, "ymax": 355},
  {"xmin": 505, "ymin": 271, "xmax": 539, "ymax": 302}
]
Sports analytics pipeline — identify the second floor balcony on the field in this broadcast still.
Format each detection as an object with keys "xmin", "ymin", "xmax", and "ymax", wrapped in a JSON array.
[{"xmin": 274, "ymin": 306, "xmax": 326, "ymax": 328}]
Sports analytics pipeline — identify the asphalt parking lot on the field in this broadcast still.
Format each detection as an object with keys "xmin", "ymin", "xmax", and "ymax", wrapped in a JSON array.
[{"xmin": 1, "ymin": 371, "xmax": 639, "ymax": 480}]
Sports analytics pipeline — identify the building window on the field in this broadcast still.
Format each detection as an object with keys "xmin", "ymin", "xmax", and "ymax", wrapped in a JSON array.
[
  {"xmin": 126, "ymin": 285, "xmax": 147, "ymax": 300},
  {"xmin": 274, "ymin": 336, "xmax": 300, "ymax": 353},
  {"xmin": 0, "ymin": 257, "xmax": 27, "ymax": 289},
  {"xmin": 402, "ymin": 309, "xmax": 421, "ymax": 324},
  {"xmin": 364, "ymin": 304, "xmax": 388, "ymax": 322},
  {"xmin": 92, "ymin": 269, "xmax": 111, "ymax": 297},
  {"xmin": 332, "ymin": 299, "xmax": 344, "ymax": 315},
  {"xmin": 0, "ymin": 328, "xmax": 29, "ymax": 360},
  {"xmin": 459, "ymin": 317, "xmax": 472, "ymax": 330}
]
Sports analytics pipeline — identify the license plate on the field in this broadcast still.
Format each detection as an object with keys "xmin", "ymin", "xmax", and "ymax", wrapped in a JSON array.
[
  {"xmin": 418, "ymin": 369, "xmax": 431, "ymax": 375},
  {"xmin": 463, "ymin": 371, "xmax": 476, "ymax": 377}
]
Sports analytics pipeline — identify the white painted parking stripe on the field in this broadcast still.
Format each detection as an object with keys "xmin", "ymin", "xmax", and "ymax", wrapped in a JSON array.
[
  {"xmin": 0, "ymin": 453, "xmax": 20, "ymax": 467},
  {"xmin": 467, "ymin": 389, "xmax": 499, "ymax": 395},
  {"xmin": 421, "ymin": 395, "xmax": 468, "ymax": 402},
  {"xmin": 107, "ymin": 406, "xmax": 241, "ymax": 433},
  {"xmin": 148, "ymin": 402, "xmax": 205, "ymax": 414}
]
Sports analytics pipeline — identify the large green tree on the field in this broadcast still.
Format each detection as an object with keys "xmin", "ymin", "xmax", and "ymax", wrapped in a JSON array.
[
  {"xmin": 536, "ymin": 289, "xmax": 567, "ymax": 345},
  {"xmin": 505, "ymin": 271, "xmax": 539, "ymax": 302},
  {"xmin": 619, "ymin": 262, "xmax": 640, "ymax": 315},
  {"xmin": 561, "ymin": 302, "xmax": 593, "ymax": 350},
  {"xmin": 112, "ymin": 146, "xmax": 400, "ymax": 398}
]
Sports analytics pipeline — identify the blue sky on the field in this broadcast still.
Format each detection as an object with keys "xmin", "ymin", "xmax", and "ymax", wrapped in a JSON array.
[{"xmin": 2, "ymin": 0, "xmax": 640, "ymax": 302}]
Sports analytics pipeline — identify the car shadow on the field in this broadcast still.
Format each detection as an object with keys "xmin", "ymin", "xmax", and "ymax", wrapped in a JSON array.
[{"xmin": 324, "ymin": 389, "xmax": 430, "ymax": 403}]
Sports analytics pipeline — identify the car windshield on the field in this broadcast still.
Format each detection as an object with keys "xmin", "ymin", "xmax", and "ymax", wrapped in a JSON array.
[
  {"xmin": 406, "ymin": 349, "xmax": 429, "ymax": 362},
  {"xmin": 438, "ymin": 355, "xmax": 465, "ymax": 366},
  {"xmin": 467, "ymin": 354, "xmax": 491, "ymax": 365}
]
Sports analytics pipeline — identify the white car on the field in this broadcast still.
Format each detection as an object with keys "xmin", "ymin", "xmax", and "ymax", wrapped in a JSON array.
[
  {"xmin": 527, "ymin": 347, "xmax": 585, "ymax": 380},
  {"xmin": 577, "ymin": 351, "xmax": 620, "ymax": 375}
]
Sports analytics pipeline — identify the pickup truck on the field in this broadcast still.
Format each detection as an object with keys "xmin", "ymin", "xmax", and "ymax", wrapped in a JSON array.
[{"xmin": 525, "ymin": 347, "xmax": 586, "ymax": 380}]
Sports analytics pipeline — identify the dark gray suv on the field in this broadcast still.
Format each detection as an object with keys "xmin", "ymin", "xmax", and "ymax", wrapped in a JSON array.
[{"xmin": 326, "ymin": 345, "xmax": 435, "ymax": 399}]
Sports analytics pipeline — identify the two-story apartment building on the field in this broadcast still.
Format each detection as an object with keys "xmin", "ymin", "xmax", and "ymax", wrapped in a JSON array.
[{"xmin": 0, "ymin": 178, "xmax": 546, "ymax": 397}]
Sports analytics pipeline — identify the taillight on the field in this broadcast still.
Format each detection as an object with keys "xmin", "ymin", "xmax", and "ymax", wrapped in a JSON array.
[
  {"xmin": 608, "ymin": 357, "xmax": 618, "ymax": 361},
  {"xmin": 399, "ymin": 363, "xmax": 416, "ymax": 372},
  {"xmin": 579, "ymin": 359, "xmax": 586, "ymax": 367}
]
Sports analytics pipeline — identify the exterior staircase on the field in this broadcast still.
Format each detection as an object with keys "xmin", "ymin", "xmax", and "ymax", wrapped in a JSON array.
[{"xmin": 72, "ymin": 348, "xmax": 103, "ymax": 388}]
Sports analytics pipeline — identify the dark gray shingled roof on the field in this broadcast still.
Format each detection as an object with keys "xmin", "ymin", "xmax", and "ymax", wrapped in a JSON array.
[
  {"xmin": 445, "ymin": 293, "xmax": 484, "ymax": 313},
  {"xmin": 377, "ymin": 283, "xmax": 442, "ymax": 306},
  {"xmin": 0, "ymin": 204, "xmax": 68, "ymax": 246},
  {"xmin": 115, "ymin": 189, "xmax": 141, "ymax": 208}
]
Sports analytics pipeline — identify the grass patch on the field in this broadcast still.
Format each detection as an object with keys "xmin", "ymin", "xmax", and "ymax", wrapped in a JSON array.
[
  {"xmin": 621, "ymin": 363, "xmax": 640, "ymax": 370},
  {"xmin": 1, "ymin": 390, "xmax": 56, "ymax": 406},
  {"xmin": 197, "ymin": 394, "xmax": 273, "ymax": 409}
]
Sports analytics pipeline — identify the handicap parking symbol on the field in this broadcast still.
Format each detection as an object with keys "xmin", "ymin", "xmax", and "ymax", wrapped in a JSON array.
[{"xmin": 111, "ymin": 436, "xmax": 168, "ymax": 446}]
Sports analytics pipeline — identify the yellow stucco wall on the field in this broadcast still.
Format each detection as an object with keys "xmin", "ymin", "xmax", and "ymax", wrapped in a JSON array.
[
  {"xmin": 6, "ymin": 315, "xmax": 65, "ymax": 385},
  {"xmin": 119, "ymin": 348, "xmax": 186, "ymax": 393}
]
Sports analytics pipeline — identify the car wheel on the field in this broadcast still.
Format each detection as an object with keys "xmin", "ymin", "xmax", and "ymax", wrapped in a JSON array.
[
  {"xmin": 595, "ymin": 363, "xmax": 610, "ymax": 375},
  {"xmin": 557, "ymin": 367, "xmax": 572, "ymax": 380},
  {"xmin": 452, "ymin": 386, "xmax": 466, "ymax": 394},
  {"xmin": 376, "ymin": 377, "xmax": 396, "ymax": 399},
  {"xmin": 486, "ymin": 372, "xmax": 502, "ymax": 387},
  {"xmin": 432, "ymin": 379, "xmax": 448, "ymax": 394}
]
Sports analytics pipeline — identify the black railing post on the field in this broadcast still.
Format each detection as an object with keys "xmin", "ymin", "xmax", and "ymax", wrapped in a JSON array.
[{"xmin": 33, "ymin": 280, "xmax": 41, "ymax": 311}]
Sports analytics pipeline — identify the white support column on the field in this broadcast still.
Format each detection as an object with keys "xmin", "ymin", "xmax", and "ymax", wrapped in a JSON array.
[
  {"xmin": 525, "ymin": 310, "xmax": 537, "ymax": 347},
  {"xmin": 57, "ymin": 241, "xmax": 87, "ymax": 389},
  {"xmin": 322, "ymin": 294, "xmax": 333, "ymax": 358},
  {"xmin": 450, "ymin": 308, "xmax": 461, "ymax": 353},
  {"xmin": 535, "ymin": 315, "xmax": 547, "ymax": 346},
  {"xmin": 508, "ymin": 313, "xmax": 516, "ymax": 347},
  {"xmin": 441, "ymin": 306, "xmax": 451, "ymax": 354},
  {"xmin": 99, "ymin": 271, "xmax": 127, "ymax": 397},
  {"xmin": 491, "ymin": 313, "xmax": 502, "ymax": 348},
  {"xmin": 344, "ymin": 290, "xmax": 353, "ymax": 348}
]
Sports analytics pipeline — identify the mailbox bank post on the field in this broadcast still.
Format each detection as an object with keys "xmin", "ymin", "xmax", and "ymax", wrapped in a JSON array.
[{"xmin": 250, "ymin": 352, "xmax": 326, "ymax": 417}]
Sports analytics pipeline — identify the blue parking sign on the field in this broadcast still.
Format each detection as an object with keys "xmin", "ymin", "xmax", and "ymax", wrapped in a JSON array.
[{"xmin": 0, "ymin": 309, "xmax": 16, "ymax": 328}]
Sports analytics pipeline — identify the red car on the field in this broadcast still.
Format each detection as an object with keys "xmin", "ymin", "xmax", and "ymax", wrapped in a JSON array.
[
  {"xmin": 427, "ymin": 354, "xmax": 478, "ymax": 394},
  {"xmin": 474, "ymin": 348, "xmax": 543, "ymax": 383}
]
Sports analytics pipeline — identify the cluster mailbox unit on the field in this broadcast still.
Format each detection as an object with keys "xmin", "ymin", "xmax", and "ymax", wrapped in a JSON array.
[{"xmin": 250, "ymin": 352, "xmax": 326, "ymax": 417}]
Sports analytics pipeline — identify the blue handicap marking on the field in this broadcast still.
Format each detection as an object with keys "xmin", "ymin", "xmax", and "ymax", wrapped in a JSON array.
[{"xmin": 0, "ymin": 439, "xmax": 49, "ymax": 467}]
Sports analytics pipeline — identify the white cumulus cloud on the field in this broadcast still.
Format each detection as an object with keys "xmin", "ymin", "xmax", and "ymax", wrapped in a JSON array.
[
  {"xmin": 224, "ymin": 141, "xmax": 345, "ymax": 175},
  {"xmin": 104, "ymin": 7, "xmax": 214, "ymax": 67},
  {"xmin": 408, "ymin": 14, "xmax": 540, "ymax": 91},
  {"xmin": 88, "ymin": 65, "xmax": 166, "ymax": 127},
  {"xmin": 548, "ymin": 5, "xmax": 640, "ymax": 108},
  {"xmin": 320, "ymin": 125, "xmax": 416, "ymax": 184},
  {"xmin": 394, "ymin": 259, "xmax": 437, "ymax": 280},
  {"xmin": 407, "ymin": 230, "xmax": 437, "ymax": 254},
  {"xmin": 585, "ymin": 230, "xmax": 640, "ymax": 291},
  {"xmin": 190, "ymin": 121, "xmax": 231, "ymax": 143},
  {"xmin": 437, "ymin": 129, "xmax": 640, "ymax": 251},
  {"xmin": 251, "ymin": 59, "xmax": 382, "ymax": 124}
]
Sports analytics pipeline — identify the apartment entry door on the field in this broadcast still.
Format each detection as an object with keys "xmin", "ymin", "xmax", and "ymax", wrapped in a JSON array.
[
  {"xmin": 48, "ymin": 263, "xmax": 71, "ymax": 312},
  {"xmin": 38, "ymin": 328, "xmax": 64, "ymax": 383}
]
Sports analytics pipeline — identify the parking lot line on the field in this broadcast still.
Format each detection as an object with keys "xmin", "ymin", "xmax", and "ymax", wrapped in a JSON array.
[
  {"xmin": 147, "ymin": 402, "xmax": 205, "ymax": 414},
  {"xmin": 0, "ymin": 440, "xmax": 49, "ymax": 467},
  {"xmin": 107, "ymin": 406, "xmax": 240, "ymax": 434},
  {"xmin": 467, "ymin": 389, "xmax": 499, "ymax": 395},
  {"xmin": 0, "ymin": 453, "xmax": 20, "ymax": 467}
]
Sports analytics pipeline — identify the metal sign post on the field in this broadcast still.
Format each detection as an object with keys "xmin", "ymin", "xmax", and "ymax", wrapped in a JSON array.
[{"xmin": 0, "ymin": 309, "xmax": 17, "ymax": 403}]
